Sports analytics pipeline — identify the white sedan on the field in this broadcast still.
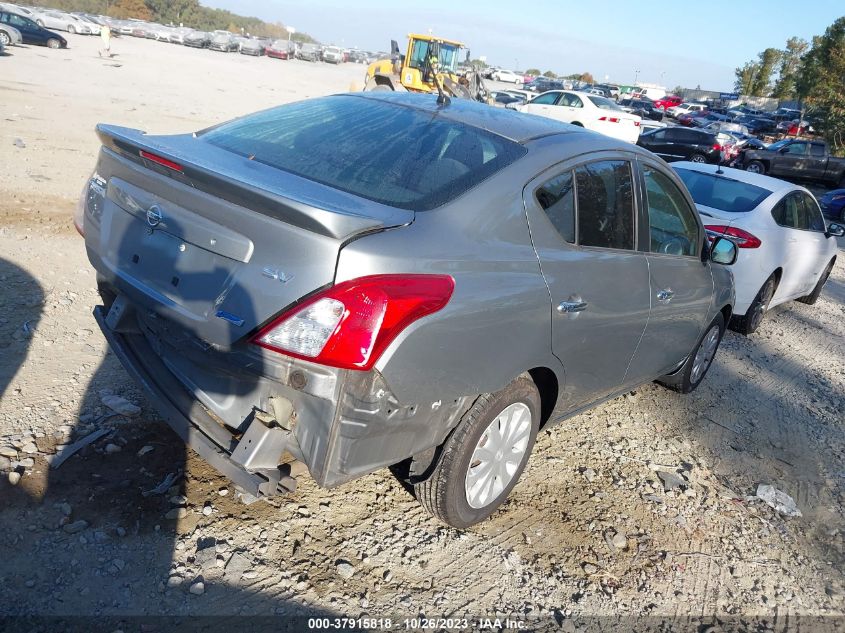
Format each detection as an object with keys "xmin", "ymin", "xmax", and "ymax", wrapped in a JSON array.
[
  {"xmin": 492, "ymin": 69, "xmax": 523, "ymax": 84},
  {"xmin": 667, "ymin": 103, "xmax": 707, "ymax": 118},
  {"xmin": 33, "ymin": 10, "xmax": 91, "ymax": 34},
  {"xmin": 673, "ymin": 162, "xmax": 844, "ymax": 334},
  {"xmin": 515, "ymin": 90, "xmax": 642, "ymax": 143}
]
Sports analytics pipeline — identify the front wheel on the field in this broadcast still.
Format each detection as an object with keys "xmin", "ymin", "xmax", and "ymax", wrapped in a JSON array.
[
  {"xmin": 797, "ymin": 259, "xmax": 834, "ymax": 305},
  {"xmin": 413, "ymin": 376, "xmax": 540, "ymax": 528},
  {"xmin": 657, "ymin": 312, "xmax": 725, "ymax": 393},
  {"xmin": 745, "ymin": 160, "xmax": 766, "ymax": 175},
  {"xmin": 46, "ymin": 38, "xmax": 61, "ymax": 49},
  {"xmin": 0, "ymin": 32, "xmax": 10, "ymax": 47}
]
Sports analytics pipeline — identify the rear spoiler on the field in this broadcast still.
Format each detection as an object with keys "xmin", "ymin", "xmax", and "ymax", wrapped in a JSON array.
[{"xmin": 95, "ymin": 124, "xmax": 414, "ymax": 240}]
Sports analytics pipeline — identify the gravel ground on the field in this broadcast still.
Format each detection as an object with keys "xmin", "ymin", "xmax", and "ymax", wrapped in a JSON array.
[{"xmin": 1, "ymin": 34, "xmax": 845, "ymax": 632}]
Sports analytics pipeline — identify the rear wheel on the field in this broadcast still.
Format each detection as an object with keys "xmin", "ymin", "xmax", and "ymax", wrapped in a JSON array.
[
  {"xmin": 689, "ymin": 153, "xmax": 707, "ymax": 163},
  {"xmin": 657, "ymin": 313, "xmax": 725, "ymax": 393},
  {"xmin": 0, "ymin": 32, "xmax": 9, "ymax": 47},
  {"xmin": 413, "ymin": 376, "xmax": 540, "ymax": 528},
  {"xmin": 732, "ymin": 275, "xmax": 776, "ymax": 335},
  {"xmin": 46, "ymin": 38, "xmax": 61, "ymax": 49},
  {"xmin": 746, "ymin": 160, "xmax": 766, "ymax": 175},
  {"xmin": 797, "ymin": 259, "xmax": 835, "ymax": 305}
]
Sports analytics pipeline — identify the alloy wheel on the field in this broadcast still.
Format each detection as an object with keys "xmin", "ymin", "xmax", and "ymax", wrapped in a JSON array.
[
  {"xmin": 464, "ymin": 402, "xmax": 532, "ymax": 509},
  {"xmin": 690, "ymin": 154, "xmax": 706, "ymax": 163},
  {"xmin": 690, "ymin": 325, "xmax": 720, "ymax": 384}
]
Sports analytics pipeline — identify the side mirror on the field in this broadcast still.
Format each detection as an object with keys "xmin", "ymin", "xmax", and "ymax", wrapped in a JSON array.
[
  {"xmin": 826, "ymin": 222, "xmax": 845, "ymax": 238},
  {"xmin": 710, "ymin": 236, "xmax": 738, "ymax": 265}
]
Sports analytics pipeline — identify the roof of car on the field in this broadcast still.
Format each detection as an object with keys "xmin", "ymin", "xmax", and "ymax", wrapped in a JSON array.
[
  {"xmin": 348, "ymin": 92, "xmax": 575, "ymax": 143},
  {"xmin": 671, "ymin": 162, "xmax": 800, "ymax": 193}
]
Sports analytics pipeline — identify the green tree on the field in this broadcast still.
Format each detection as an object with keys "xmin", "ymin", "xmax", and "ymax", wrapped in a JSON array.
[
  {"xmin": 797, "ymin": 19, "xmax": 845, "ymax": 154},
  {"xmin": 525, "ymin": 68, "xmax": 541, "ymax": 75},
  {"xmin": 108, "ymin": 0, "xmax": 151, "ymax": 20},
  {"xmin": 734, "ymin": 60, "xmax": 759, "ymax": 95},
  {"xmin": 750, "ymin": 48, "xmax": 781, "ymax": 96},
  {"xmin": 772, "ymin": 37, "xmax": 808, "ymax": 100},
  {"xmin": 579, "ymin": 71, "xmax": 594, "ymax": 84},
  {"xmin": 542, "ymin": 70, "xmax": 556, "ymax": 78}
]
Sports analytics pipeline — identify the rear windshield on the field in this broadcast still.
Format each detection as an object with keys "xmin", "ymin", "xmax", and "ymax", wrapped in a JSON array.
[
  {"xmin": 674, "ymin": 168, "xmax": 772, "ymax": 213},
  {"xmin": 587, "ymin": 96, "xmax": 621, "ymax": 111},
  {"xmin": 200, "ymin": 95, "xmax": 526, "ymax": 211}
]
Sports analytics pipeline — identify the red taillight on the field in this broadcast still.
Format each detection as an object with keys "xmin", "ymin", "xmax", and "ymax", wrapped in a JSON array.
[
  {"xmin": 598, "ymin": 116, "xmax": 620, "ymax": 123},
  {"xmin": 139, "ymin": 150, "xmax": 183, "ymax": 172},
  {"xmin": 712, "ymin": 143, "xmax": 722, "ymax": 151},
  {"xmin": 705, "ymin": 225, "xmax": 761, "ymax": 248},
  {"xmin": 252, "ymin": 275, "xmax": 455, "ymax": 371},
  {"xmin": 634, "ymin": 121, "xmax": 641, "ymax": 127}
]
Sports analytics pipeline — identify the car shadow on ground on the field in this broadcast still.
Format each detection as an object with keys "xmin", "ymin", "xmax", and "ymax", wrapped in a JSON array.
[
  {"xmin": 0, "ymin": 256, "xmax": 42, "ymax": 402},
  {"xmin": 0, "ymin": 222, "xmax": 349, "ymax": 629}
]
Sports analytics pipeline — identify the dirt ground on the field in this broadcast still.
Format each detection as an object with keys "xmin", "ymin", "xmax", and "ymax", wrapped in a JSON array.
[{"xmin": 1, "ymin": 34, "xmax": 845, "ymax": 632}]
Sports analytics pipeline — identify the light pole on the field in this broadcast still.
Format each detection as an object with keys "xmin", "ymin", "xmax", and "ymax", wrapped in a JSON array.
[
  {"xmin": 634, "ymin": 69, "xmax": 640, "ymax": 85},
  {"xmin": 286, "ymin": 25, "xmax": 295, "ymax": 53}
]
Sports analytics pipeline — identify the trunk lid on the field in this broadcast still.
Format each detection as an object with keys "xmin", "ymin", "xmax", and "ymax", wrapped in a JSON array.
[{"xmin": 86, "ymin": 125, "xmax": 413, "ymax": 349}]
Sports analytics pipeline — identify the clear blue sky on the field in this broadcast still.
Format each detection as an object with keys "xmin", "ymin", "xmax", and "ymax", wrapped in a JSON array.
[{"xmin": 202, "ymin": 0, "xmax": 842, "ymax": 90}]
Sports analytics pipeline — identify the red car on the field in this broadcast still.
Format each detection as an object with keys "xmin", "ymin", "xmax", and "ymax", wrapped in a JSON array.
[
  {"xmin": 266, "ymin": 39, "xmax": 292, "ymax": 59},
  {"xmin": 677, "ymin": 110, "xmax": 710, "ymax": 127},
  {"xmin": 652, "ymin": 95, "xmax": 683, "ymax": 111}
]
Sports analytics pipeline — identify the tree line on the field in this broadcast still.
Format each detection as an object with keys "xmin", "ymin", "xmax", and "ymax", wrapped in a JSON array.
[
  {"xmin": 23, "ymin": 0, "xmax": 316, "ymax": 41},
  {"xmin": 735, "ymin": 16, "xmax": 845, "ymax": 152}
]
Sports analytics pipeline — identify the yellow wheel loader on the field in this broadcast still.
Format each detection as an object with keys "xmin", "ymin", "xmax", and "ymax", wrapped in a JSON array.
[{"xmin": 363, "ymin": 34, "xmax": 490, "ymax": 103}]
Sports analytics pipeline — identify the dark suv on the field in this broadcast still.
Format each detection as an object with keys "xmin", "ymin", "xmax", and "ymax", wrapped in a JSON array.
[{"xmin": 637, "ymin": 127, "xmax": 721, "ymax": 164}]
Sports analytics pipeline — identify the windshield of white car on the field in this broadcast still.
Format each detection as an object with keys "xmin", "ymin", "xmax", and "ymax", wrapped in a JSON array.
[
  {"xmin": 587, "ymin": 96, "xmax": 622, "ymax": 111},
  {"xmin": 674, "ymin": 168, "xmax": 772, "ymax": 213}
]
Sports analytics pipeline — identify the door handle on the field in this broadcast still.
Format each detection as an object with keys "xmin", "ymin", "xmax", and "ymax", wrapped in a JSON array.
[
  {"xmin": 557, "ymin": 300, "xmax": 588, "ymax": 314},
  {"xmin": 656, "ymin": 289, "xmax": 674, "ymax": 303}
]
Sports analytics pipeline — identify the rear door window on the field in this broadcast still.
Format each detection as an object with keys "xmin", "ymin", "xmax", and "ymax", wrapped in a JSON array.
[
  {"xmin": 810, "ymin": 144, "xmax": 826, "ymax": 157},
  {"xmin": 771, "ymin": 194, "xmax": 801, "ymax": 228},
  {"xmin": 536, "ymin": 171, "xmax": 575, "ymax": 243},
  {"xmin": 574, "ymin": 161, "xmax": 635, "ymax": 250}
]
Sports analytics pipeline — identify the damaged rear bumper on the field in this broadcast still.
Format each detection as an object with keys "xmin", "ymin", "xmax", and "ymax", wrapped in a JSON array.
[
  {"xmin": 94, "ymin": 300, "xmax": 471, "ymax": 498},
  {"xmin": 94, "ymin": 306, "xmax": 293, "ymax": 498}
]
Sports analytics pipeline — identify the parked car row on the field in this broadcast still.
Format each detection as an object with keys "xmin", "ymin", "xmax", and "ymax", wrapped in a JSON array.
[{"xmin": 0, "ymin": 1, "xmax": 366, "ymax": 63}]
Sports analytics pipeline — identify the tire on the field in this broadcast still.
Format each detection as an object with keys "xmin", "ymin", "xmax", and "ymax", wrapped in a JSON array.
[
  {"xmin": 689, "ymin": 153, "xmax": 707, "ymax": 163},
  {"xmin": 67, "ymin": 25, "xmax": 76, "ymax": 34},
  {"xmin": 412, "ymin": 375, "xmax": 541, "ymax": 528},
  {"xmin": 0, "ymin": 32, "xmax": 9, "ymax": 47},
  {"xmin": 46, "ymin": 38, "xmax": 61, "ymax": 49},
  {"xmin": 657, "ymin": 312, "xmax": 725, "ymax": 394},
  {"xmin": 797, "ymin": 259, "xmax": 834, "ymax": 305},
  {"xmin": 731, "ymin": 275, "xmax": 776, "ymax": 335},
  {"xmin": 745, "ymin": 160, "xmax": 766, "ymax": 175}
]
